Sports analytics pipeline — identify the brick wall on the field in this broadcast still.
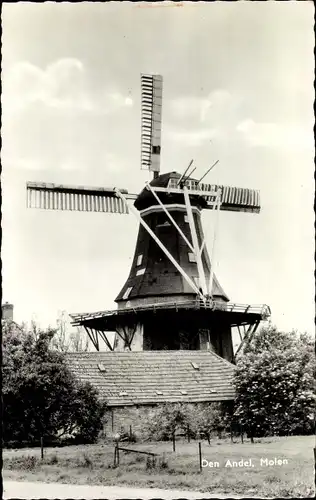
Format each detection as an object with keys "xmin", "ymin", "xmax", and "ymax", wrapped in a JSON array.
[
  {"xmin": 104, "ymin": 405, "xmax": 155, "ymax": 437},
  {"xmin": 103, "ymin": 401, "xmax": 234, "ymax": 438}
]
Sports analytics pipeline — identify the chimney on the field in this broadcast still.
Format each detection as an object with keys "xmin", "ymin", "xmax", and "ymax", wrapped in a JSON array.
[{"xmin": 2, "ymin": 302, "xmax": 14, "ymax": 321}]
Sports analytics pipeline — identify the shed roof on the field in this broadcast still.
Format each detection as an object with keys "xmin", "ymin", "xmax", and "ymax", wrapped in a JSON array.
[{"xmin": 65, "ymin": 350, "xmax": 235, "ymax": 406}]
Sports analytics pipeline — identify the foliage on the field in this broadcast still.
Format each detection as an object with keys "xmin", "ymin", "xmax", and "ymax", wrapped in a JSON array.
[
  {"xmin": 143, "ymin": 403, "xmax": 188, "ymax": 440},
  {"xmin": 234, "ymin": 325, "xmax": 315, "ymax": 437},
  {"xmin": 186, "ymin": 403, "xmax": 226, "ymax": 442},
  {"xmin": 2, "ymin": 321, "xmax": 107, "ymax": 446},
  {"xmin": 50, "ymin": 311, "xmax": 89, "ymax": 353},
  {"xmin": 143, "ymin": 402, "xmax": 228, "ymax": 441}
]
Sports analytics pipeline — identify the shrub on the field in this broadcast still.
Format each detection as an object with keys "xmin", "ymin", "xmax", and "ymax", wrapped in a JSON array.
[
  {"xmin": 158, "ymin": 453, "xmax": 169, "ymax": 470},
  {"xmin": 2, "ymin": 323, "xmax": 107, "ymax": 446},
  {"xmin": 80, "ymin": 452, "xmax": 93, "ymax": 469},
  {"xmin": 142, "ymin": 402, "xmax": 229, "ymax": 442},
  {"xmin": 146, "ymin": 455, "xmax": 157, "ymax": 470},
  {"xmin": 234, "ymin": 327, "xmax": 315, "ymax": 437}
]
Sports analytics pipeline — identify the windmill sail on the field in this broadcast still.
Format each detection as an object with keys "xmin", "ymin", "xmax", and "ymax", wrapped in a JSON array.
[
  {"xmin": 26, "ymin": 182, "xmax": 132, "ymax": 214},
  {"xmin": 166, "ymin": 177, "xmax": 260, "ymax": 214},
  {"xmin": 141, "ymin": 74, "xmax": 163, "ymax": 174}
]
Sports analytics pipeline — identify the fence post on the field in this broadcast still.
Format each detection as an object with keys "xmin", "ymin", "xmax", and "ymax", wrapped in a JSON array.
[
  {"xmin": 172, "ymin": 431, "xmax": 176, "ymax": 452},
  {"xmin": 199, "ymin": 442, "xmax": 202, "ymax": 472},
  {"xmin": 117, "ymin": 442, "xmax": 120, "ymax": 465},
  {"xmin": 129, "ymin": 425, "xmax": 132, "ymax": 440},
  {"xmin": 40, "ymin": 436, "xmax": 44, "ymax": 460},
  {"xmin": 187, "ymin": 425, "xmax": 190, "ymax": 443},
  {"xmin": 240, "ymin": 424, "xmax": 244, "ymax": 444},
  {"xmin": 230, "ymin": 424, "xmax": 234, "ymax": 443}
]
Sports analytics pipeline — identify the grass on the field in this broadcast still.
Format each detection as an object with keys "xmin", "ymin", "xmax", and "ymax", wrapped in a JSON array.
[{"xmin": 3, "ymin": 435, "xmax": 314, "ymax": 497}]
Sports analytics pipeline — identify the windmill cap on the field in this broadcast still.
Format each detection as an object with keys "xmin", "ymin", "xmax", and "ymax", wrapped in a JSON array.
[{"xmin": 135, "ymin": 171, "xmax": 208, "ymax": 211}]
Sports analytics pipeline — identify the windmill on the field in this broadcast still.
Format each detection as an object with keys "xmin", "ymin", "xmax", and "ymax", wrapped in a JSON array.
[{"xmin": 26, "ymin": 74, "xmax": 270, "ymax": 362}]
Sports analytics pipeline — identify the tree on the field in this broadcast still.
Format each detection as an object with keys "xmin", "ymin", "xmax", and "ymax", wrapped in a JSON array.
[
  {"xmin": 2, "ymin": 321, "xmax": 106, "ymax": 446},
  {"xmin": 142, "ymin": 402, "xmax": 228, "ymax": 442},
  {"xmin": 233, "ymin": 325, "xmax": 315, "ymax": 437},
  {"xmin": 187, "ymin": 403, "xmax": 226, "ymax": 443},
  {"xmin": 50, "ymin": 311, "xmax": 89, "ymax": 353},
  {"xmin": 143, "ymin": 403, "xmax": 187, "ymax": 440}
]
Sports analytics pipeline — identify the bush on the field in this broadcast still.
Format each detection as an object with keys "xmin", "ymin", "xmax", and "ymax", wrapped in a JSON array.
[
  {"xmin": 234, "ymin": 326, "xmax": 315, "ymax": 437},
  {"xmin": 2, "ymin": 322, "xmax": 107, "ymax": 446},
  {"xmin": 46, "ymin": 453, "xmax": 58, "ymax": 465},
  {"xmin": 118, "ymin": 429, "xmax": 137, "ymax": 443},
  {"xmin": 145, "ymin": 455, "xmax": 157, "ymax": 470},
  {"xmin": 158, "ymin": 453, "xmax": 169, "ymax": 470},
  {"xmin": 142, "ymin": 402, "xmax": 229, "ymax": 442},
  {"xmin": 6, "ymin": 455, "xmax": 39, "ymax": 471},
  {"xmin": 143, "ymin": 403, "xmax": 187, "ymax": 441},
  {"xmin": 81, "ymin": 452, "xmax": 93, "ymax": 469}
]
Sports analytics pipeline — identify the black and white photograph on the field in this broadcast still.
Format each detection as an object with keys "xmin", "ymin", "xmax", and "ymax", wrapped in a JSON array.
[{"xmin": 2, "ymin": 2, "xmax": 314, "ymax": 499}]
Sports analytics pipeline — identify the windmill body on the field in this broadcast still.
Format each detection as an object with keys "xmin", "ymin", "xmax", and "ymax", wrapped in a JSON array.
[{"xmin": 26, "ymin": 74, "xmax": 270, "ymax": 362}]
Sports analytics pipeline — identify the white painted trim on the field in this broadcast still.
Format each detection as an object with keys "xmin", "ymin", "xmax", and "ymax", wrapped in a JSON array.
[
  {"xmin": 140, "ymin": 204, "xmax": 201, "ymax": 218},
  {"xmin": 188, "ymin": 252, "xmax": 197, "ymax": 263},
  {"xmin": 136, "ymin": 268, "xmax": 146, "ymax": 276},
  {"xmin": 145, "ymin": 181, "xmax": 194, "ymax": 252},
  {"xmin": 115, "ymin": 189, "xmax": 204, "ymax": 300},
  {"xmin": 122, "ymin": 286, "xmax": 133, "ymax": 300},
  {"xmin": 151, "ymin": 186, "xmax": 218, "ymax": 197},
  {"xmin": 136, "ymin": 254, "xmax": 143, "ymax": 266},
  {"xmin": 183, "ymin": 186, "xmax": 208, "ymax": 298}
]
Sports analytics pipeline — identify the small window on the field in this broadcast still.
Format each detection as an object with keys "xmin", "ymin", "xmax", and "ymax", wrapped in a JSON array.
[
  {"xmin": 191, "ymin": 362, "xmax": 200, "ymax": 370},
  {"xmin": 119, "ymin": 391, "xmax": 128, "ymax": 396},
  {"xmin": 136, "ymin": 254, "xmax": 143, "ymax": 266},
  {"xmin": 136, "ymin": 268, "xmax": 146, "ymax": 276},
  {"xmin": 184, "ymin": 215, "xmax": 189, "ymax": 223},
  {"xmin": 210, "ymin": 388, "xmax": 218, "ymax": 394},
  {"xmin": 123, "ymin": 286, "xmax": 133, "ymax": 300},
  {"xmin": 180, "ymin": 390, "xmax": 188, "ymax": 395},
  {"xmin": 193, "ymin": 277, "xmax": 200, "ymax": 288},
  {"xmin": 168, "ymin": 178, "xmax": 178, "ymax": 189},
  {"xmin": 188, "ymin": 253, "xmax": 196, "ymax": 263},
  {"xmin": 156, "ymin": 390, "xmax": 163, "ymax": 395},
  {"xmin": 152, "ymin": 145, "xmax": 161, "ymax": 155},
  {"xmin": 98, "ymin": 363, "xmax": 106, "ymax": 372}
]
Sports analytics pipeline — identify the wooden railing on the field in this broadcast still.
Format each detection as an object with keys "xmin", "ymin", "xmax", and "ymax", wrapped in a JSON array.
[{"xmin": 70, "ymin": 299, "xmax": 271, "ymax": 325}]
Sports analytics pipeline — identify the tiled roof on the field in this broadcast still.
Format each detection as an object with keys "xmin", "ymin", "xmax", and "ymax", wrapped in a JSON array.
[{"xmin": 65, "ymin": 350, "xmax": 235, "ymax": 406}]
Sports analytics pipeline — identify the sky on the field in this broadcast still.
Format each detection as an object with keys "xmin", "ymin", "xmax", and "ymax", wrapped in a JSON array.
[{"xmin": 2, "ymin": 2, "xmax": 315, "ymax": 343}]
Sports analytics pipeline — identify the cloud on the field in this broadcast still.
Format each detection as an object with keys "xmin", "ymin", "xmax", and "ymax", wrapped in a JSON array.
[
  {"xmin": 236, "ymin": 119, "xmax": 313, "ymax": 151},
  {"xmin": 170, "ymin": 96, "xmax": 209, "ymax": 120},
  {"xmin": 3, "ymin": 59, "xmax": 133, "ymax": 114},
  {"xmin": 3, "ymin": 157, "xmax": 44, "ymax": 172},
  {"xmin": 167, "ymin": 127, "xmax": 219, "ymax": 147},
  {"xmin": 100, "ymin": 91, "xmax": 134, "ymax": 113},
  {"xmin": 169, "ymin": 89, "xmax": 234, "ymax": 124}
]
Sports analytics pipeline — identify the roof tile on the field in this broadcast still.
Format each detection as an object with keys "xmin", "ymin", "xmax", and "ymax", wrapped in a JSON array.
[{"xmin": 65, "ymin": 350, "xmax": 235, "ymax": 406}]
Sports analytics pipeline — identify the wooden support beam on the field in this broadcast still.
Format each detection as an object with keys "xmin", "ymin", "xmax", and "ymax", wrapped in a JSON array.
[
  {"xmin": 183, "ymin": 186, "xmax": 207, "ymax": 299},
  {"xmin": 237, "ymin": 325, "xmax": 243, "ymax": 342},
  {"xmin": 84, "ymin": 326, "xmax": 99, "ymax": 351},
  {"xmin": 98, "ymin": 330, "xmax": 114, "ymax": 351},
  {"xmin": 208, "ymin": 189, "xmax": 222, "ymax": 298},
  {"xmin": 145, "ymin": 181, "xmax": 194, "ymax": 252},
  {"xmin": 115, "ymin": 188, "xmax": 204, "ymax": 300}
]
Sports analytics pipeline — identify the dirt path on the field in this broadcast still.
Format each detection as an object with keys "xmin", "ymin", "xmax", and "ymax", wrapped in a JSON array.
[{"xmin": 3, "ymin": 480, "xmax": 212, "ymax": 499}]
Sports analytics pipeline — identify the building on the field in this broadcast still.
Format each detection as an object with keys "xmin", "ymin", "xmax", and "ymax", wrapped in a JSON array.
[{"xmin": 65, "ymin": 349, "xmax": 235, "ymax": 436}]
